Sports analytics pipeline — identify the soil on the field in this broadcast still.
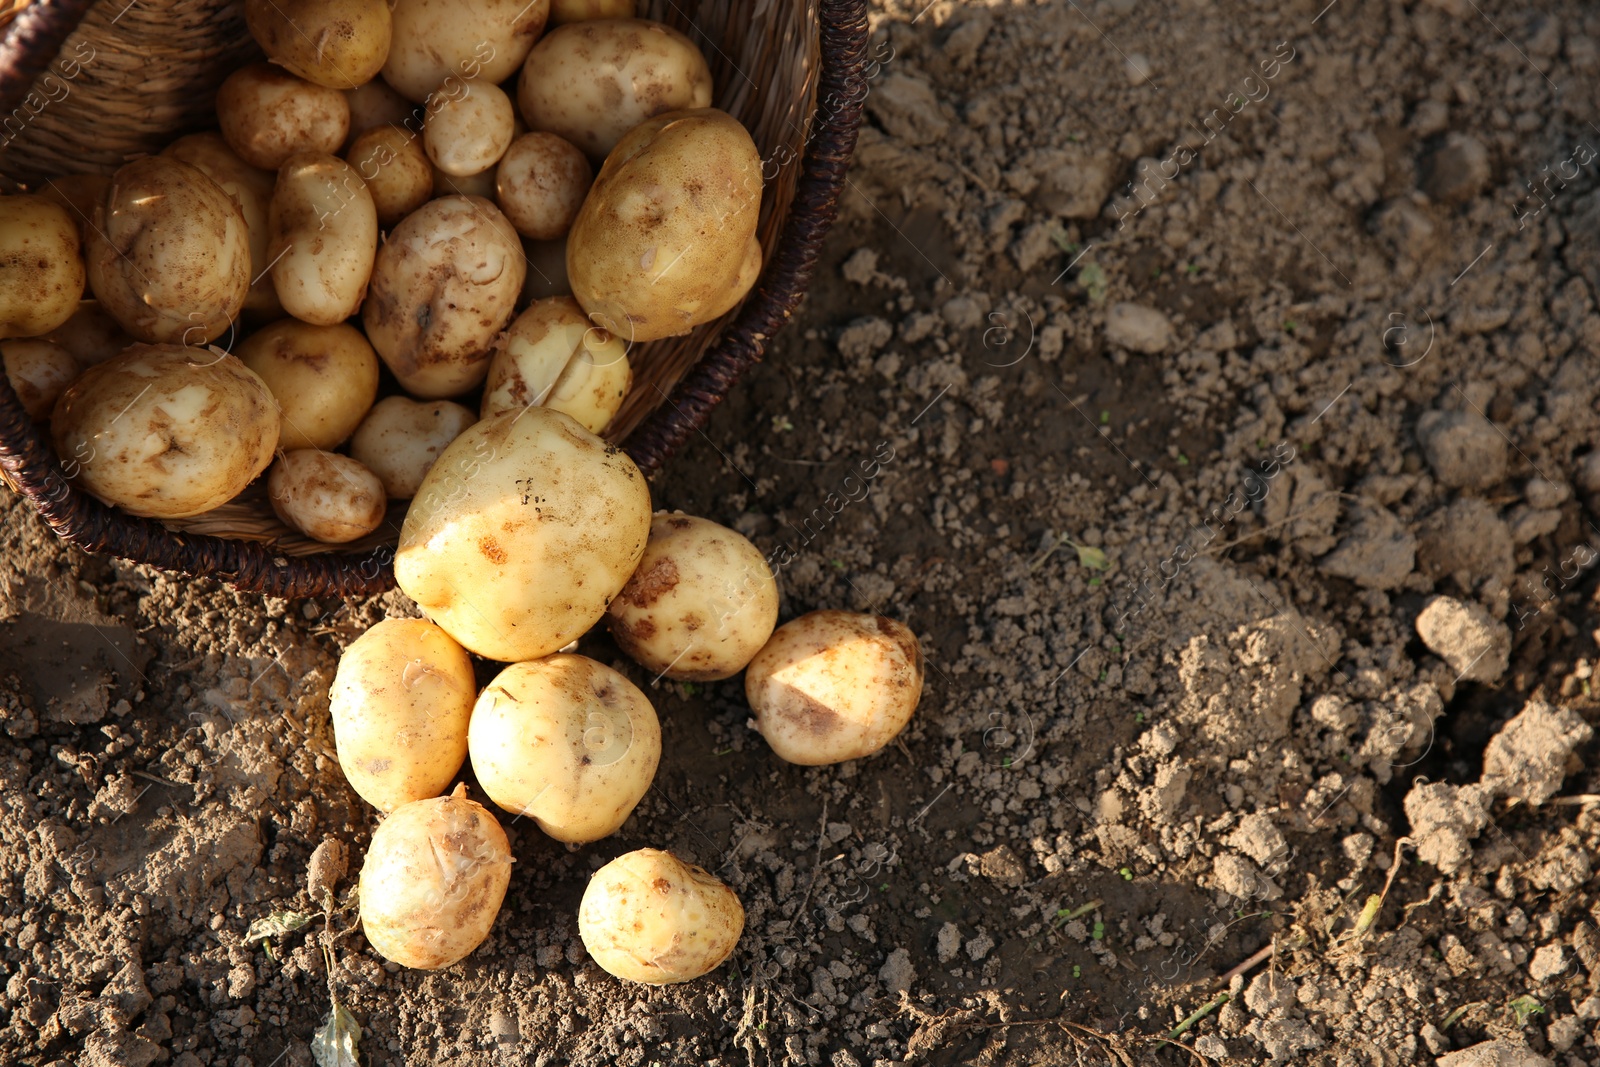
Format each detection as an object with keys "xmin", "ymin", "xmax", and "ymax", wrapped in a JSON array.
[{"xmin": 6, "ymin": 0, "xmax": 1600, "ymax": 1064}]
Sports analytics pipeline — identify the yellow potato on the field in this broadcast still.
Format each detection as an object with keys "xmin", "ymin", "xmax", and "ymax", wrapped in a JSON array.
[
  {"xmin": 348, "ymin": 396, "xmax": 476, "ymax": 498},
  {"xmin": 1, "ymin": 339, "xmax": 80, "ymax": 420},
  {"xmin": 237, "ymin": 320, "xmax": 378, "ymax": 450},
  {"xmin": 480, "ymin": 297, "xmax": 629, "ymax": 433},
  {"xmin": 362, "ymin": 195, "xmax": 524, "ymax": 398},
  {"xmin": 358, "ymin": 784, "xmax": 511, "ymax": 970},
  {"xmin": 217, "ymin": 64, "xmax": 351, "ymax": 170},
  {"xmin": 516, "ymin": 19, "xmax": 711, "ymax": 161},
  {"xmin": 268, "ymin": 449, "xmax": 387, "ymax": 543},
  {"xmin": 0, "ymin": 196, "xmax": 83, "ymax": 340},
  {"xmin": 496, "ymin": 131, "xmax": 592, "ymax": 240},
  {"xmin": 329, "ymin": 618, "xmax": 475, "ymax": 811},
  {"xmin": 549, "ymin": 0, "xmax": 634, "ymax": 24},
  {"xmin": 245, "ymin": 0, "xmax": 392, "ymax": 90},
  {"xmin": 578, "ymin": 849, "xmax": 744, "ymax": 984},
  {"xmin": 469, "ymin": 655, "xmax": 660, "ymax": 842},
  {"xmin": 50, "ymin": 344, "xmax": 279, "ymax": 518},
  {"xmin": 424, "ymin": 80, "xmax": 516, "ymax": 178},
  {"xmin": 87, "ymin": 157, "xmax": 251, "ymax": 345},
  {"xmin": 345, "ymin": 78, "xmax": 419, "ymax": 145},
  {"xmin": 567, "ymin": 109, "xmax": 761, "ymax": 342},
  {"xmin": 43, "ymin": 301, "xmax": 133, "ymax": 367},
  {"xmin": 607, "ymin": 513, "xmax": 777, "ymax": 681},
  {"xmin": 268, "ymin": 153, "xmax": 379, "ymax": 326},
  {"xmin": 745, "ymin": 611, "xmax": 924, "ymax": 765},
  {"xmin": 383, "ymin": 0, "xmax": 549, "ymax": 104},
  {"xmin": 346, "ymin": 125, "xmax": 433, "ymax": 227},
  {"xmin": 395, "ymin": 406, "xmax": 651, "ymax": 662},
  {"xmin": 163, "ymin": 132, "xmax": 282, "ymax": 317}
]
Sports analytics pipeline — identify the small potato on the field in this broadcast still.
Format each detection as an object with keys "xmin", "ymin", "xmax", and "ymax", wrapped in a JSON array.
[
  {"xmin": 567, "ymin": 109, "xmax": 761, "ymax": 342},
  {"xmin": 50, "ymin": 344, "xmax": 279, "ymax": 518},
  {"xmin": 517, "ymin": 19, "xmax": 711, "ymax": 161},
  {"xmin": 349, "ymin": 396, "xmax": 475, "ymax": 498},
  {"xmin": 362, "ymin": 195, "xmax": 525, "ymax": 398},
  {"xmin": 522, "ymin": 237, "xmax": 571, "ymax": 301},
  {"xmin": 2, "ymin": 340, "xmax": 80, "ymax": 420},
  {"xmin": 395, "ymin": 407, "xmax": 651, "ymax": 662},
  {"xmin": 330, "ymin": 618, "xmax": 476, "ymax": 811},
  {"xmin": 745, "ymin": 611, "xmax": 923, "ymax": 766},
  {"xmin": 0, "ymin": 195, "xmax": 85, "ymax": 340},
  {"xmin": 269, "ymin": 449, "xmax": 386, "ymax": 542},
  {"xmin": 346, "ymin": 125, "xmax": 433, "ymax": 227},
  {"xmin": 43, "ymin": 301, "xmax": 133, "ymax": 367},
  {"xmin": 345, "ymin": 78, "xmax": 419, "ymax": 145},
  {"xmin": 86, "ymin": 157, "xmax": 251, "ymax": 345},
  {"xmin": 481, "ymin": 297, "xmax": 629, "ymax": 432},
  {"xmin": 217, "ymin": 64, "xmax": 351, "ymax": 170},
  {"xmin": 549, "ymin": 0, "xmax": 634, "ymax": 24},
  {"xmin": 164, "ymin": 132, "xmax": 282, "ymax": 317},
  {"xmin": 432, "ymin": 163, "xmax": 498, "ymax": 200},
  {"xmin": 269, "ymin": 153, "xmax": 379, "ymax": 326},
  {"xmin": 424, "ymin": 81, "xmax": 515, "ymax": 178},
  {"xmin": 383, "ymin": 0, "xmax": 548, "ymax": 104},
  {"xmin": 469, "ymin": 655, "xmax": 660, "ymax": 842},
  {"xmin": 237, "ymin": 320, "xmax": 378, "ymax": 449},
  {"xmin": 607, "ymin": 513, "xmax": 777, "ymax": 681},
  {"xmin": 578, "ymin": 849, "xmax": 744, "ymax": 984},
  {"xmin": 496, "ymin": 132, "xmax": 591, "ymax": 240},
  {"xmin": 358, "ymin": 784, "xmax": 511, "ymax": 970},
  {"xmin": 245, "ymin": 0, "xmax": 392, "ymax": 90}
]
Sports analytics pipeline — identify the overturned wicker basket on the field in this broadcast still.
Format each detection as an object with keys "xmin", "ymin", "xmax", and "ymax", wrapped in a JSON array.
[{"xmin": 0, "ymin": 0, "xmax": 866, "ymax": 597}]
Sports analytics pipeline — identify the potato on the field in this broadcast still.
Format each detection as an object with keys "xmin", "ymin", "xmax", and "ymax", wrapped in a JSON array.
[
  {"xmin": 469, "ymin": 655, "xmax": 660, "ymax": 842},
  {"xmin": 567, "ymin": 109, "xmax": 761, "ymax": 342},
  {"xmin": 237, "ymin": 320, "xmax": 378, "ymax": 450},
  {"xmin": 358, "ymin": 784, "xmax": 511, "ymax": 970},
  {"xmin": 0, "ymin": 195, "xmax": 85, "ymax": 340},
  {"xmin": 607, "ymin": 513, "xmax": 777, "ymax": 680},
  {"xmin": 481, "ymin": 297, "xmax": 629, "ymax": 432},
  {"xmin": 522, "ymin": 237, "xmax": 571, "ymax": 300},
  {"xmin": 2, "ymin": 340, "xmax": 80, "ymax": 420},
  {"xmin": 345, "ymin": 78, "xmax": 418, "ymax": 145},
  {"xmin": 43, "ymin": 302, "xmax": 133, "ymax": 367},
  {"xmin": 745, "ymin": 611, "xmax": 923, "ymax": 765},
  {"xmin": 578, "ymin": 849, "xmax": 744, "ymax": 984},
  {"xmin": 516, "ymin": 20, "xmax": 711, "ymax": 161},
  {"xmin": 362, "ymin": 195, "xmax": 525, "ymax": 398},
  {"xmin": 395, "ymin": 406, "xmax": 651, "ymax": 661},
  {"xmin": 36, "ymin": 175, "xmax": 108, "ymax": 246},
  {"xmin": 245, "ymin": 0, "xmax": 392, "ymax": 90},
  {"xmin": 164, "ymin": 132, "xmax": 282, "ymax": 317},
  {"xmin": 330, "ymin": 617, "xmax": 475, "ymax": 815},
  {"xmin": 346, "ymin": 125, "xmax": 433, "ymax": 227},
  {"xmin": 217, "ymin": 64, "xmax": 351, "ymax": 170},
  {"xmin": 349, "ymin": 396, "xmax": 475, "ymax": 498},
  {"xmin": 268, "ymin": 449, "xmax": 386, "ymax": 542},
  {"xmin": 496, "ymin": 132, "xmax": 591, "ymax": 240},
  {"xmin": 50, "ymin": 344, "xmax": 279, "ymax": 518},
  {"xmin": 383, "ymin": 0, "xmax": 549, "ymax": 104},
  {"xmin": 424, "ymin": 81, "xmax": 515, "ymax": 178},
  {"xmin": 431, "ymin": 163, "xmax": 499, "ymax": 199},
  {"xmin": 269, "ymin": 153, "xmax": 379, "ymax": 326},
  {"xmin": 549, "ymin": 0, "xmax": 634, "ymax": 24}
]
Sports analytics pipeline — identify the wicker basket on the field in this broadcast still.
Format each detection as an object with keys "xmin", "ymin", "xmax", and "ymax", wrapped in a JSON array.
[{"xmin": 0, "ymin": 0, "xmax": 867, "ymax": 597}]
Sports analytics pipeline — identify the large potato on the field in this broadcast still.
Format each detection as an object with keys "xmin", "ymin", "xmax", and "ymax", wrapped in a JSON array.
[
  {"xmin": 346, "ymin": 125, "xmax": 433, "ymax": 227},
  {"xmin": 496, "ymin": 131, "xmax": 591, "ymax": 240},
  {"xmin": 269, "ymin": 153, "xmax": 379, "ymax": 326},
  {"xmin": 0, "ymin": 195, "xmax": 83, "ymax": 339},
  {"xmin": 516, "ymin": 20, "xmax": 711, "ymax": 161},
  {"xmin": 164, "ymin": 132, "xmax": 282, "ymax": 317},
  {"xmin": 578, "ymin": 849, "xmax": 744, "ymax": 984},
  {"xmin": 395, "ymin": 406, "xmax": 651, "ymax": 661},
  {"xmin": 358, "ymin": 784, "xmax": 511, "ymax": 970},
  {"xmin": 349, "ymin": 396, "xmax": 475, "ymax": 498},
  {"xmin": 50, "ymin": 344, "xmax": 279, "ymax": 518},
  {"xmin": 607, "ymin": 513, "xmax": 777, "ymax": 680},
  {"xmin": 2, "ymin": 340, "xmax": 80, "ymax": 420},
  {"xmin": 469, "ymin": 655, "xmax": 660, "ymax": 842},
  {"xmin": 362, "ymin": 195, "xmax": 525, "ymax": 398},
  {"xmin": 480, "ymin": 297, "xmax": 629, "ymax": 433},
  {"xmin": 329, "ymin": 618, "xmax": 475, "ymax": 811},
  {"xmin": 217, "ymin": 64, "xmax": 350, "ymax": 170},
  {"xmin": 245, "ymin": 0, "xmax": 392, "ymax": 90},
  {"xmin": 567, "ymin": 109, "xmax": 761, "ymax": 342},
  {"xmin": 86, "ymin": 157, "xmax": 251, "ymax": 345},
  {"xmin": 383, "ymin": 0, "xmax": 549, "ymax": 104},
  {"xmin": 745, "ymin": 611, "xmax": 924, "ymax": 766},
  {"xmin": 237, "ymin": 320, "xmax": 378, "ymax": 450},
  {"xmin": 424, "ymin": 81, "xmax": 516, "ymax": 177},
  {"xmin": 268, "ymin": 449, "xmax": 387, "ymax": 543}
]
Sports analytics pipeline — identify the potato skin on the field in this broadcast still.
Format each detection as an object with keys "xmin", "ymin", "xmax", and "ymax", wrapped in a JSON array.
[
  {"xmin": 470, "ymin": 655, "xmax": 660, "ymax": 842},
  {"xmin": 346, "ymin": 125, "xmax": 433, "ymax": 227},
  {"xmin": 51, "ymin": 344, "xmax": 279, "ymax": 519},
  {"xmin": 567, "ymin": 109, "xmax": 761, "ymax": 342},
  {"xmin": 480, "ymin": 296, "xmax": 629, "ymax": 432},
  {"xmin": 268, "ymin": 449, "xmax": 387, "ymax": 543},
  {"xmin": 745, "ymin": 611, "xmax": 924, "ymax": 766},
  {"xmin": 395, "ymin": 406, "xmax": 651, "ymax": 662},
  {"xmin": 358, "ymin": 785, "xmax": 511, "ymax": 970},
  {"xmin": 549, "ymin": 0, "xmax": 634, "ymax": 24},
  {"xmin": 269, "ymin": 153, "xmax": 380, "ymax": 326},
  {"xmin": 237, "ymin": 320, "xmax": 378, "ymax": 450},
  {"xmin": 349, "ymin": 396, "xmax": 475, "ymax": 498},
  {"xmin": 495, "ymin": 132, "xmax": 592, "ymax": 240},
  {"xmin": 329, "ymin": 618, "xmax": 475, "ymax": 811},
  {"xmin": 86, "ymin": 157, "xmax": 252, "ymax": 345},
  {"xmin": 383, "ymin": 0, "xmax": 549, "ymax": 104},
  {"xmin": 345, "ymin": 79, "xmax": 418, "ymax": 145},
  {"xmin": 42, "ymin": 301, "xmax": 132, "ymax": 367},
  {"xmin": 217, "ymin": 64, "xmax": 350, "ymax": 171},
  {"xmin": 1, "ymin": 340, "xmax": 80, "ymax": 420},
  {"xmin": 163, "ymin": 133, "xmax": 282, "ymax": 318},
  {"xmin": 245, "ymin": 0, "xmax": 392, "ymax": 90},
  {"xmin": 425, "ymin": 80, "xmax": 516, "ymax": 178},
  {"xmin": 578, "ymin": 849, "xmax": 744, "ymax": 984}
]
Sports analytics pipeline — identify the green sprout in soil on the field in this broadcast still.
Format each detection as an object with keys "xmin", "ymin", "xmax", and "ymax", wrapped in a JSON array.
[
  {"xmin": 1509, "ymin": 995, "xmax": 1544, "ymax": 1025},
  {"xmin": 1055, "ymin": 899, "xmax": 1103, "ymax": 926},
  {"xmin": 1283, "ymin": 319, "xmax": 1298, "ymax": 333},
  {"xmin": 1079, "ymin": 263, "xmax": 1109, "ymax": 303},
  {"xmin": 1118, "ymin": 867, "xmax": 1134, "ymax": 881},
  {"xmin": 830, "ymin": 559, "xmax": 845, "ymax": 570},
  {"xmin": 1134, "ymin": 711, "xmax": 1145, "ymax": 723},
  {"xmin": 1176, "ymin": 453, "xmax": 1189, "ymax": 465},
  {"xmin": 1029, "ymin": 533, "xmax": 1110, "ymax": 574},
  {"xmin": 1099, "ymin": 409, "xmax": 1111, "ymax": 424},
  {"xmin": 1047, "ymin": 227, "xmax": 1076, "ymax": 254},
  {"xmin": 713, "ymin": 746, "xmax": 734, "ymax": 757},
  {"xmin": 1441, "ymin": 1003, "xmax": 1482, "ymax": 1030},
  {"xmin": 682, "ymin": 683, "xmax": 699, "ymax": 697},
  {"xmin": 771, "ymin": 415, "xmax": 794, "ymax": 433},
  {"xmin": 1185, "ymin": 263, "xmax": 1200, "ymax": 275},
  {"xmin": 1072, "ymin": 964, "xmax": 1081, "ymax": 978},
  {"xmin": 1091, "ymin": 921, "xmax": 1106, "ymax": 941}
]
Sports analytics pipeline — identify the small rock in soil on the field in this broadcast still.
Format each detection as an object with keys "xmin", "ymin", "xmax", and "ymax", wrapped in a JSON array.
[
  {"xmin": 1481, "ymin": 699, "xmax": 1594, "ymax": 805},
  {"xmin": 1104, "ymin": 303, "xmax": 1174, "ymax": 354},
  {"xmin": 1416, "ymin": 410, "xmax": 1509, "ymax": 490},
  {"xmin": 1317, "ymin": 504, "xmax": 1417, "ymax": 590},
  {"xmin": 1415, "ymin": 596, "xmax": 1510, "ymax": 682},
  {"xmin": 1404, "ymin": 781, "xmax": 1492, "ymax": 874},
  {"xmin": 1424, "ymin": 133, "xmax": 1492, "ymax": 205},
  {"xmin": 1436, "ymin": 1039, "xmax": 1554, "ymax": 1067}
]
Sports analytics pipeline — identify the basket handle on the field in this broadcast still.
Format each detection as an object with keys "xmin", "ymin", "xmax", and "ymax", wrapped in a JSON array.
[{"xmin": 0, "ymin": 0, "xmax": 99, "ymax": 126}]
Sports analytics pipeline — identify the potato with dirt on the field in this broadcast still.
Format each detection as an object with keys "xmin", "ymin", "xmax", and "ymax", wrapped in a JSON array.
[
  {"xmin": 395, "ymin": 406, "xmax": 651, "ymax": 662},
  {"xmin": 358, "ymin": 784, "xmax": 511, "ymax": 970},
  {"xmin": 42, "ymin": 302, "xmax": 131, "ymax": 366},
  {"xmin": 237, "ymin": 320, "xmax": 378, "ymax": 450},
  {"xmin": 348, "ymin": 396, "xmax": 476, "ymax": 498},
  {"xmin": 345, "ymin": 125, "xmax": 433, "ymax": 227},
  {"xmin": 216, "ymin": 64, "xmax": 350, "ymax": 170},
  {"xmin": 328, "ymin": 618, "xmax": 476, "ymax": 811},
  {"xmin": 469, "ymin": 654, "xmax": 660, "ymax": 842},
  {"xmin": 495, "ymin": 132, "xmax": 592, "ymax": 240},
  {"xmin": 1, "ymin": 340, "xmax": 80, "ymax": 420},
  {"xmin": 549, "ymin": 0, "xmax": 634, "ymax": 23},
  {"xmin": 480, "ymin": 296, "xmax": 630, "ymax": 432},
  {"xmin": 424, "ymin": 81, "xmax": 516, "ymax": 177},
  {"xmin": 163, "ymin": 132, "xmax": 282, "ymax": 317},
  {"xmin": 267, "ymin": 450, "xmax": 387, "ymax": 543},
  {"xmin": 268, "ymin": 153, "xmax": 379, "ymax": 326},
  {"xmin": 244, "ymin": 0, "xmax": 392, "ymax": 90},
  {"xmin": 578, "ymin": 848, "xmax": 744, "ymax": 984},
  {"xmin": 50, "ymin": 344, "xmax": 279, "ymax": 519},
  {"xmin": 383, "ymin": 0, "xmax": 548, "ymax": 103}
]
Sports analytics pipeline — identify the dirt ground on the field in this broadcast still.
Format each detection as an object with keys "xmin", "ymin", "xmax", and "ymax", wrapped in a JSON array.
[{"xmin": 7, "ymin": 0, "xmax": 1600, "ymax": 1063}]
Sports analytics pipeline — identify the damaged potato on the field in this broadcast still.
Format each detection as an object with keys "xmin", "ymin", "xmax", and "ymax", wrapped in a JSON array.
[
  {"xmin": 578, "ymin": 848, "xmax": 744, "ymax": 984},
  {"xmin": 480, "ymin": 296, "xmax": 629, "ymax": 433},
  {"xmin": 2, "ymin": 339, "xmax": 80, "ymax": 421},
  {"xmin": 348, "ymin": 396, "xmax": 476, "ymax": 499},
  {"xmin": 267, "ymin": 449, "xmax": 387, "ymax": 543}
]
